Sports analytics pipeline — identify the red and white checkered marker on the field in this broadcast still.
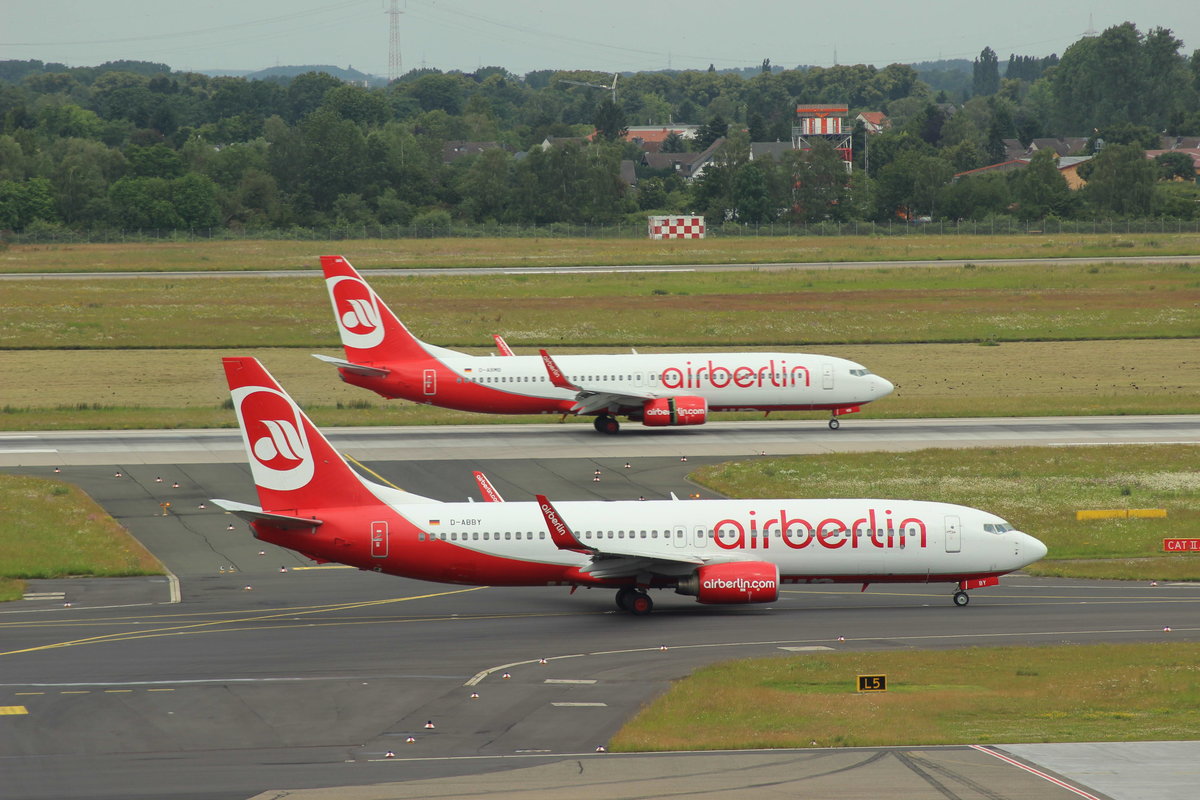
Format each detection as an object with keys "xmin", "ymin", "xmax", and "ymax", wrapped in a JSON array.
[{"xmin": 648, "ymin": 215, "xmax": 705, "ymax": 239}]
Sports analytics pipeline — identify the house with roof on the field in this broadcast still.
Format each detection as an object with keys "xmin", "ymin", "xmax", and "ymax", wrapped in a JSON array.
[
  {"xmin": 621, "ymin": 126, "xmax": 699, "ymax": 153},
  {"xmin": 855, "ymin": 111, "xmax": 889, "ymax": 134},
  {"xmin": 953, "ymin": 154, "xmax": 1094, "ymax": 188},
  {"xmin": 1144, "ymin": 148, "xmax": 1200, "ymax": 179},
  {"xmin": 1029, "ymin": 137, "xmax": 1089, "ymax": 157},
  {"xmin": 640, "ymin": 137, "xmax": 726, "ymax": 181}
]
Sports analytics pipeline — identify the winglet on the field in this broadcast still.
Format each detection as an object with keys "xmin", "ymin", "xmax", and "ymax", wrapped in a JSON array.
[
  {"xmin": 535, "ymin": 494, "xmax": 592, "ymax": 553},
  {"xmin": 539, "ymin": 349, "xmax": 580, "ymax": 392},
  {"xmin": 493, "ymin": 335, "xmax": 515, "ymax": 357},
  {"xmin": 473, "ymin": 471, "xmax": 505, "ymax": 502}
]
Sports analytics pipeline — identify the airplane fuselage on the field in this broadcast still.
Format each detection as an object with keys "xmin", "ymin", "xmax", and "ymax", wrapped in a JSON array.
[
  {"xmin": 339, "ymin": 351, "xmax": 892, "ymax": 415},
  {"xmin": 253, "ymin": 494, "xmax": 1044, "ymax": 591}
]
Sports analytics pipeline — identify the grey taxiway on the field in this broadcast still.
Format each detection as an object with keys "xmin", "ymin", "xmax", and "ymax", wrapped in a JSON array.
[{"xmin": 1, "ymin": 415, "xmax": 1198, "ymax": 800}]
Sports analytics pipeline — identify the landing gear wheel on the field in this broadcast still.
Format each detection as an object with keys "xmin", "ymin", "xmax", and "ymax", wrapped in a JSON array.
[
  {"xmin": 953, "ymin": 590, "xmax": 970, "ymax": 607},
  {"xmin": 615, "ymin": 586, "xmax": 637, "ymax": 611},
  {"xmin": 628, "ymin": 591, "xmax": 654, "ymax": 616},
  {"xmin": 594, "ymin": 415, "xmax": 620, "ymax": 435},
  {"xmin": 828, "ymin": 418, "xmax": 841, "ymax": 430}
]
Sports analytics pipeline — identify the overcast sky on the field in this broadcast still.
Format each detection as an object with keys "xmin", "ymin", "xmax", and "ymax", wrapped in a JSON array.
[{"xmin": 3, "ymin": 1, "xmax": 1198, "ymax": 77}]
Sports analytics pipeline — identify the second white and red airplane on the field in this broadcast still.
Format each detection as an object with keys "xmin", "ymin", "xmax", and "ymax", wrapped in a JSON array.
[
  {"xmin": 313, "ymin": 255, "xmax": 895, "ymax": 433},
  {"xmin": 215, "ymin": 357, "xmax": 1045, "ymax": 615}
]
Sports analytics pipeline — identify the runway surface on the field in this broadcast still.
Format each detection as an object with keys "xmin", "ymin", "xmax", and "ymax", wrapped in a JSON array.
[
  {"xmin": 1, "ymin": 413, "xmax": 1197, "ymax": 468},
  {"xmin": 2, "ymin": 417, "xmax": 1199, "ymax": 799},
  {"xmin": 5, "ymin": 252, "xmax": 1200, "ymax": 280}
]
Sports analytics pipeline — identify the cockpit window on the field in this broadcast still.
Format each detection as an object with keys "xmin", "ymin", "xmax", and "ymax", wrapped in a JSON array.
[
  {"xmin": 984, "ymin": 522, "xmax": 1015, "ymax": 534},
  {"xmin": 848, "ymin": 368, "xmax": 872, "ymax": 377}
]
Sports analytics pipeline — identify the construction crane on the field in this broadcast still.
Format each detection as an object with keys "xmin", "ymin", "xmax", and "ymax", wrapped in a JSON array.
[{"xmin": 560, "ymin": 73, "xmax": 618, "ymax": 104}]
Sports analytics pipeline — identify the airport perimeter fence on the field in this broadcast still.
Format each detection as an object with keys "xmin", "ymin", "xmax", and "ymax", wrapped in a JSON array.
[{"xmin": 7, "ymin": 216, "xmax": 1200, "ymax": 245}]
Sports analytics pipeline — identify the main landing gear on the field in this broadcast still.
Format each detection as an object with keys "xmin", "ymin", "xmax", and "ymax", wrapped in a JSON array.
[
  {"xmin": 616, "ymin": 586, "xmax": 653, "ymax": 615},
  {"xmin": 593, "ymin": 415, "xmax": 620, "ymax": 435},
  {"xmin": 952, "ymin": 589, "xmax": 970, "ymax": 607}
]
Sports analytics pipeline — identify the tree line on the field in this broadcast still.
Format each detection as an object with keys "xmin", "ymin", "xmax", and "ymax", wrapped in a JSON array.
[{"xmin": 1, "ymin": 21, "xmax": 1198, "ymax": 235}]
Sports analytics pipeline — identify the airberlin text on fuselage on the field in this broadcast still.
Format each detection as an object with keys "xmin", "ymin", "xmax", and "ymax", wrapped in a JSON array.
[
  {"xmin": 661, "ymin": 360, "xmax": 810, "ymax": 390},
  {"xmin": 712, "ymin": 509, "xmax": 929, "ymax": 550}
]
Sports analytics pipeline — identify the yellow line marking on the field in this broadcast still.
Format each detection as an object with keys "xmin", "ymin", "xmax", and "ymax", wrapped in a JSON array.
[
  {"xmin": 146, "ymin": 688, "xmax": 174, "ymax": 693},
  {"xmin": 343, "ymin": 454, "xmax": 406, "ymax": 491},
  {"xmin": 14, "ymin": 692, "xmax": 43, "ymax": 696},
  {"xmin": 0, "ymin": 586, "xmax": 487, "ymax": 657},
  {"xmin": 0, "ymin": 706, "xmax": 29, "ymax": 715},
  {"xmin": 104, "ymin": 689, "xmax": 133, "ymax": 693},
  {"xmin": 60, "ymin": 691, "xmax": 89, "ymax": 695}
]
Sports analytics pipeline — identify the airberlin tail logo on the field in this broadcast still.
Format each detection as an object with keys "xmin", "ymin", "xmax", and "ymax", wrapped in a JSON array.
[
  {"xmin": 232, "ymin": 386, "xmax": 315, "ymax": 491},
  {"xmin": 327, "ymin": 275, "xmax": 384, "ymax": 349}
]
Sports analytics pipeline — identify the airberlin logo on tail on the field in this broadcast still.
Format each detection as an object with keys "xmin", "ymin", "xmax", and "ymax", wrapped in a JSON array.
[
  {"xmin": 232, "ymin": 386, "xmax": 315, "ymax": 491},
  {"xmin": 327, "ymin": 275, "xmax": 384, "ymax": 349}
]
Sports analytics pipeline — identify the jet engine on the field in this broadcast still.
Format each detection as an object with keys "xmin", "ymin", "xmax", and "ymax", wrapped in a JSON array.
[
  {"xmin": 640, "ymin": 396, "xmax": 707, "ymax": 427},
  {"xmin": 675, "ymin": 561, "xmax": 780, "ymax": 604}
]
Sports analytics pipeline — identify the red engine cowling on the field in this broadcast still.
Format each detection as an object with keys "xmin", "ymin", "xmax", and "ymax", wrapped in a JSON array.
[
  {"xmin": 640, "ymin": 396, "xmax": 708, "ymax": 427},
  {"xmin": 675, "ymin": 561, "xmax": 780, "ymax": 604}
]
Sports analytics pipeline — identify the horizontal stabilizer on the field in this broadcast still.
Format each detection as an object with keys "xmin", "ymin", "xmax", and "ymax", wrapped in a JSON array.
[
  {"xmin": 212, "ymin": 499, "xmax": 323, "ymax": 529},
  {"xmin": 312, "ymin": 353, "xmax": 390, "ymax": 378}
]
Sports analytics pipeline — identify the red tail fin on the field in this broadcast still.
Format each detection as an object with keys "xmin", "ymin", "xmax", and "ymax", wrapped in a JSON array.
[
  {"xmin": 223, "ymin": 357, "xmax": 378, "ymax": 512},
  {"xmin": 320, "ymin": 255, "xmax": 431, "ymax": 364}
]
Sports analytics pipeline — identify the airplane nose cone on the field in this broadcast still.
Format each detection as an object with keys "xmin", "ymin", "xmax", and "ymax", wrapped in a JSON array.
[
  {"xmin": 875, "ymin": 376, "xmax": 895, "ymax": 398},
  {"xmin": 1022, "ymin": 534, "xmax": 1048, "ymax": 564}
]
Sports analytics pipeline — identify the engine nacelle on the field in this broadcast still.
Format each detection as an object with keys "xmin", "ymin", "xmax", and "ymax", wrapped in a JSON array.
[
  {"xmin": 675, "ymin": 561, "xmax": 780, "ymax": 604},
  {"xmin": 640, "ymin": 395, "xmax": 708, "ymax": 427}
]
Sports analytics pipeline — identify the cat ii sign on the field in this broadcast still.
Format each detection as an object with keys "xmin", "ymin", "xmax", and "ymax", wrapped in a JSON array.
[{"xmin": 1163, "ymin": 539, "xmax": 1200, "ymax": 552}]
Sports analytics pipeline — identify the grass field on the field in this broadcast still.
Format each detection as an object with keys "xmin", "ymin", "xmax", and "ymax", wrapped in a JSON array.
[
  {"xmin": 693, "ymin": 444, "xmax": 1200, "ymax": 581},
  {"xmin": 5, "ymin": 233, "xmax": 1200, "ymax": 274},
  {"xmin": 609, "ymin": 642, "xmax": 1200, "ymax": 751},
  {"xmin": 3, "ymin": 261, "xmax": 1198, "ymax": 350},
  {"xmin": 0, "ymin": 474, "xmax": 165, "ymax": 600},
  {"xmin": 1, "ymin": 339, "xmax": 1197, "ymax": 430}
]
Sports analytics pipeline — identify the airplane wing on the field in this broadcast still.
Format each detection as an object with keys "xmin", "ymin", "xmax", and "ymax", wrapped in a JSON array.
[
  {"xmin": 472, "ymin": 471, "xmax": 505, "ymax": 502},
  {"xmin": 493, "ymin": 335, "xmax": 515, "ymax": 356},
  {"xmin": 311, "ymin": 353, "xmax": 390, "ymax": 378},
  {"xmin": 535, "ymin": 494, "xmax": 717, "ymax": 579},
  {"xmin": 537, "ymin": 349, "xmax": 659, "ymax": 415}
]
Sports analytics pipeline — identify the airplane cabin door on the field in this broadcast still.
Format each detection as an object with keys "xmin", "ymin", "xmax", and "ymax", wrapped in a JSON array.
[
  {"xmin": 423, "ymin": 369, "xmax": 437, "ymax": 396},
  {"xmin": 694, "ymin": 526, "xmax": 708, "ymax": 548},
  {"xmin": 371, "ymin": 521, "xmax": 388, "ymax": 558},
  {"xmin": 673, "ymin": 526, "xmax": 687, "ymax": 548},
  {"xmin": 944, "ymin": 516, "xmax": 961, "ymax": 553},
  {"xmin": 822, "ymin": 362, "xmax": 834, "ymax": 390}
]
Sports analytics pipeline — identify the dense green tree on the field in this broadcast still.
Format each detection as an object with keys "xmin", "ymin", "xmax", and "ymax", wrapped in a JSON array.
[
  {"xmin": 972, "ymin": 47, "xmax": 1000, "ymax": 96},
  {"xmin": 0, "ymin": 177, "xmax": 57, "ymax": 229},
  {"xmin": 873, "ymin": 150, "xmax": 953, "ymax": 220},
  {"xmin": 455, "ymin": 148, "xmax": 512, "ymax": 221},
  {"xmin": 1050, "ymin": 23, "xmax": 1197, "ymax": 134},
  {"xmin": 937, "ymin": 173, "xmax": 1011, "ymax": 220},
  {"xmin": 1155, "ymin": 152, "xmax": 1196, "ymax": 182},
  {"xmin": 171, "ymin": 173, "xmax": 221, "ymax": 228},
  {"xmin": 1013, "ymin": 149, "xmax": 1073, "ymax": 219},
  {"xmin": 322, "ymin": 84, "xmax": 390, "ymax": 127},
  {"xmin": 1084, "ymin": 142, "xmax": 1157, "ymax": 215},
  {"xmin": 789, "ymin": 139, "xmax": 853, "ymax": 222},
  {"xmin": 592, "ymin": 97, "xmax": 627, "ymax": 141},
  {"xmin": 108, "ymin": 176, "xmax": 180, "ymax": 229},
  {"xmin": 125, "ymin": 143, "xmax": 184, "ymax": 178}
]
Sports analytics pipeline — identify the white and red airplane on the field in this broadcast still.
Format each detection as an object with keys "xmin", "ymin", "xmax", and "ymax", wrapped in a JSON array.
[
  {"xmin": 313, "ymin": 255, "xmax": 895, "ymax": 433},
  {"xmin": 215, "ymin": 357, "xmax": 1046, "ymax": 614}
]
